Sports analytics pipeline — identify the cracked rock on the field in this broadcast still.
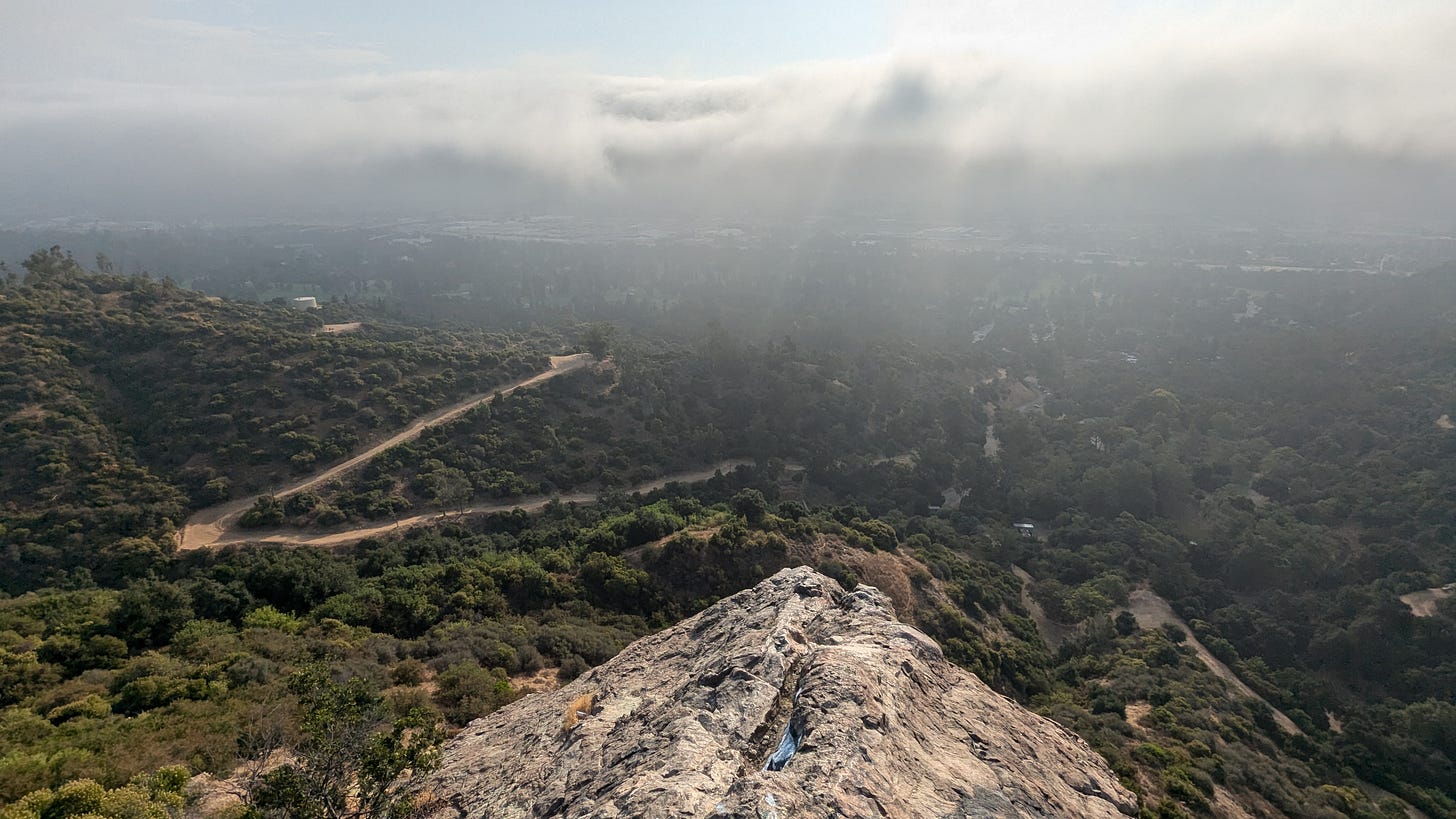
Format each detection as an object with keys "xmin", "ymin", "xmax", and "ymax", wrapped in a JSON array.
[{"xmin": 420, "ymin": 567, "xmax": 1137, "ymax": 818}]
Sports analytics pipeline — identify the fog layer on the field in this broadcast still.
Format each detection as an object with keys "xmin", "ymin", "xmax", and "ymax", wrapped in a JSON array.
[{"xmin": 3, "ymin": 1, "xmax": 1454, "ymax": 223}]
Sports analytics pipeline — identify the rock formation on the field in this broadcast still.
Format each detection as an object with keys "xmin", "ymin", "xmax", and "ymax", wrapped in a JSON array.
[{"xmin": 422, "ymin": 567, "xmax": 1137, "ymax": 818}]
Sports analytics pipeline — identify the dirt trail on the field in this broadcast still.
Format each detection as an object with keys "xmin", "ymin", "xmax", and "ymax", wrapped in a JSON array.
[
  {"xmin": 1400, "ymin": 584, "xmax": 1454, "ymax": 617},
  {"xmin": 981, "ymin": 370, "xmax": 1044, "ymax": 459},
  {"xmin": 1011, "ymin": 565, "xmax": 1076, "ymax": 651},
  {"xmin": 185, "ymin": 459, "xmax": 753, "ymax": 550},
  {"xmin": 319, "ymin": 322, "xmax": 363, "ymax": 334},
  {"xmin": 179, "ymin": 354, "xmax": 594, "ymax": 550},
  {"xmin": 1125, "ymin": 588, "xmax": 1302, "ymax": 735}
]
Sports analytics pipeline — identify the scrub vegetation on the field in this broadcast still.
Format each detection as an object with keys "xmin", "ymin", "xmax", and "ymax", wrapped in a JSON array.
[{"xmin": 1, "ymin": 248, "xmax": 1453, "ymax": 817}]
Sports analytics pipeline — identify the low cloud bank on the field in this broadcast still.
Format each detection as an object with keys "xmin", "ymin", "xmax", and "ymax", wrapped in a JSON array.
[{"xmin": 3, "ymin": 1, "xmax": 1453, "ymax": 222}]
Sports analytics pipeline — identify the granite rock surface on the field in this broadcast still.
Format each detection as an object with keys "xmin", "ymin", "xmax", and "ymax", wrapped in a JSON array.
[{"xmin": 422, "ymin": 566, "xmax": 1137, "ymax": 818}]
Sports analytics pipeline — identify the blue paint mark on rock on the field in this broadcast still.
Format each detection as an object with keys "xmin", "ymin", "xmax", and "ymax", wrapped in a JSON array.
[{"xmin": 764, "ymin": 717, "xmax": 804, "ymax": 771}]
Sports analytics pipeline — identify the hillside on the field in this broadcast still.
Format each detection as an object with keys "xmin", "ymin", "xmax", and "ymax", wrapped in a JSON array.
[
  {"xmin": 2, "ymin": 250, "xmax": 1455, "ymax": 818},
  {"xmin": 0, "ymin": 248, "xmax": 547, "ymax": 591}
]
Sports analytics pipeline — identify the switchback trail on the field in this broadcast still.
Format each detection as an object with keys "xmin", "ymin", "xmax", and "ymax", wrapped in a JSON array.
[{"xmin": 179, "ymin": 354, "xmax": 594, "ymax": 550}]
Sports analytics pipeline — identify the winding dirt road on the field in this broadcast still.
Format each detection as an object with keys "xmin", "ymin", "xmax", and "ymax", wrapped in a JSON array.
[
  {"xmin": 187, "ymin": 459, "xmax": 754, "ymax": 550},
  {"xmin": 179, "ymin": 354, "xmax": 594, "ymax": 550}
]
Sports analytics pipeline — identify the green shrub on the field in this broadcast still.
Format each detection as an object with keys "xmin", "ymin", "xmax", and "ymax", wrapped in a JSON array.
[
  {"xmin": 44, "ymin": 695, "xmax": 110, "ymax": 724},
  {"xmin": 557, "ymin": 655, "xmax": 590, "ymax": 683},
  {"xmin": 241, "ymin": 605, "xmax": 302, "ymax": 634},
  {"xmin": 390, "ymin": 658, "xmax": 427, "ymax": 686},
  {"xmin": 433, "ymin": 663, "xmax": 519, "ymax": 726}
]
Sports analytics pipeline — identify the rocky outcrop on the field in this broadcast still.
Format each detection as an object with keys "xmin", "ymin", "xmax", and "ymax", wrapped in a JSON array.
[{"xmin": 422, "ymin": 567, "xmax": 1137, "ymax": 818}]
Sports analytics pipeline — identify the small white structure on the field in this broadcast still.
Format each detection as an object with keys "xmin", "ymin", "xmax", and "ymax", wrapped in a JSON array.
[
  {"xmin": 289, "ymin": 296, "xmax": 319, "ymax": 310},
  {"xmin": 1013, "ymin": 522, "xmax": 1036, "ymax": 539}
]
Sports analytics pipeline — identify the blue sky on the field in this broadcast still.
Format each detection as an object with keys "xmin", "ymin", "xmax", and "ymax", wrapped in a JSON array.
[{"xmin": 161, "ymin": 0, "xmax": 896, "ymax": 76}]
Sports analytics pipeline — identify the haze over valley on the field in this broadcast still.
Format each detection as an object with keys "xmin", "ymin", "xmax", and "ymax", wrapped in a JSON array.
[{"xmin": 2, "ymin": 3, "xmax": 1455, "ymax": 818}]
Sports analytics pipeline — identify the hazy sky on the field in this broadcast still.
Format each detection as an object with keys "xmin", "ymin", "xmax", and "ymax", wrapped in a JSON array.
[
  {"xmin": 157, "ymin": 0, "xmax": 896, "ymax": 77},
  {"xmin": 2, "ymin": 1, "xmax": 1454, "ymax": 224}
]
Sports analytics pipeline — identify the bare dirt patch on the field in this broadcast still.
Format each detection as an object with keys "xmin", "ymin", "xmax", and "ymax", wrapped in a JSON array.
[
  {"xmin": 999, "ymin": 380, "xmax": 1040, "ymax": 412},
  {"xmin": 185, "ymin": 773, "xmax": 246, "ymax": 817},
  {"xmin": 1437, "ymin": 413, "xmax": 1454, "ymax": 430},
  {"xmin": 1124, "ymin": 701, "xmax": 1153, "ymax": 732},
  {"xmin": 320, "ymin": 322, "xmax": 363, "ymax": 334},
  {"xmin": 1400, "ymin": 584, "xmax": 1454, "ymax": 617},
  {"xmin": 1210, "ymin": 786, "xmax": 1259, "ymax": 819},
  {"xmin": 511, "ymin": 667, "xmax": 562, "ymax": 695},
  {"xmin": 186, "ymin": 747, "xmax": 296, "ymax": 817},
  {"xmin": 983, "ymin": 400, "xmax": 1001, "ymax": 458},
  {"xmin": 847, "ymin": 550, "xmax": 918, "ymax": 619},
  {"xmin": 871, "ymin": 453, "xmax": 916, "ymax": 467},
  {"xmin": 7, "ymin": 403, "xmax": 46, "ymax": 423}
]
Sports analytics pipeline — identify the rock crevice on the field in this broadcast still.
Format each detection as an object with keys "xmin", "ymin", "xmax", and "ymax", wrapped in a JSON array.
[{"xmin": 422, "ymin": 567, "xmax": 1137, "ymax": 818}]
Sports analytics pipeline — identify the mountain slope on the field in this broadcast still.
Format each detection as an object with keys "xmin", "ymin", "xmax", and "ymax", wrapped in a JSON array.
[{"xmin": 422, "ymin": 567, "xmax": 1137, "ymax": 818}]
